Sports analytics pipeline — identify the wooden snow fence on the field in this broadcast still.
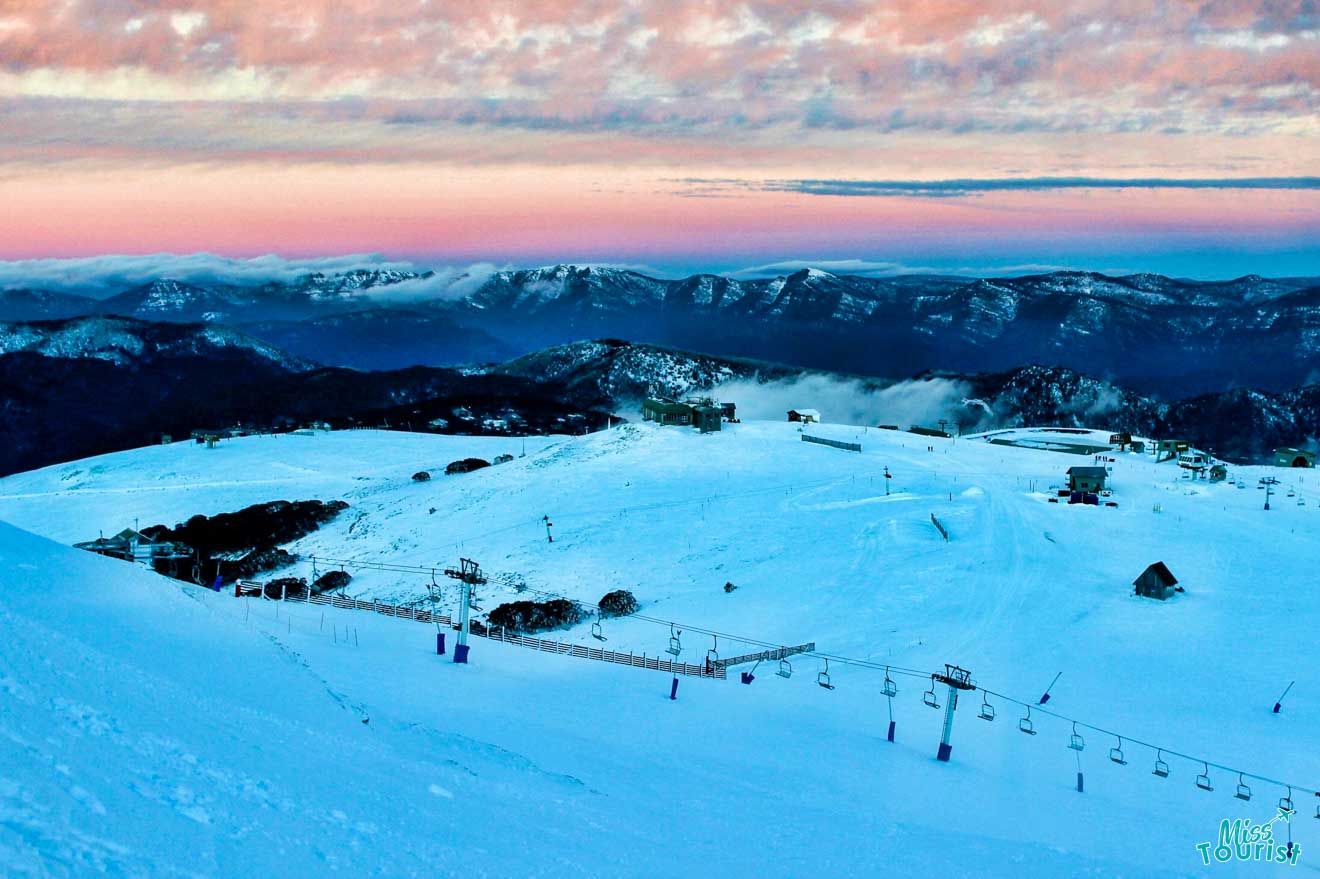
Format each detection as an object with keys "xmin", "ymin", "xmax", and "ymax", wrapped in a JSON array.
[
  {"xmin": 802, "ymin": 434, "xmax": 861, "ymax": 453},
  {"xmin": 930, "ymin": 513, "xmax": 949, "ymax": 542},
  {"xmin": 251, "ymin": 588, "xmax": 725, "ymax": 679}
]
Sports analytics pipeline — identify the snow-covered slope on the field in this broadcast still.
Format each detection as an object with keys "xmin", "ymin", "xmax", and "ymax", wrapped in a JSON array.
[{"xmin": 1, "ymin": 425, "xmax": 1316, "ymax": 876}]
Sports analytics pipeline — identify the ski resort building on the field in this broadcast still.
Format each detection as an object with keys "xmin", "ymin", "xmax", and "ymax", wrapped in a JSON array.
[
  {"xmin": 642, "ymin": 399, "xmax": 693, "ymax": 426},
  {"xmin": 1274, "ymin": 447, "xmax": 1316, "ymax": 468},
  {"xmin": 787, "ymin": 409, "xmax": 820, "ymax": 423},
  {"xmin": 1154, "ymin": 439, "xmax": 1190, "ymax": 463},
  {"xmin": 74, "ymin": 528, "xmax": 191, "ymax": 565},
  {"xmin": 1133, "ymin": 562, "xmax": 1179, "ymax": 600},
  {"xmin": 691, "ymin": 404, "xmax": 723, "ymax": 433},
  {"xmin": 643, "ymin": 398, "xmax": 726, "ymax": 433},
  {"xmin": 1066, "ymin": 466, "xmax": 1108, "ymax": 493}
]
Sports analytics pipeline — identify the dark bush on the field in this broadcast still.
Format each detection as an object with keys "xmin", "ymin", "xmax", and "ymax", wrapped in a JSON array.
[
  {"xmin": 412, "ymin": 471, "xmax": 431, "ymax": 482},
  {"xmin": 145, "ymin": 499, "xmax": 349, "ymax": 556},
  {"xmin": 487, "ymin": 599, "xmax": 584, "ymax": 634},
  {"xmin": 263, "ymin": 577, "xmax": 308, "ymax": 600},
  {"xmin": 314, "ymin": 570, "xmax": 352, "ymax": 593},
  {"xmin": 445, "ymin": 458, "xmax": 491, "ymax": 475},
  {"xmin": 724, "ymin": 581, "xmax": 737, "ymax": 593},
  {"xmin": 598, "ymin": 589, "xmax": 638, "ymax": 618},
  {"xmin": 232, "ymin": 546, "xmax": 297, "ymax": 579}
]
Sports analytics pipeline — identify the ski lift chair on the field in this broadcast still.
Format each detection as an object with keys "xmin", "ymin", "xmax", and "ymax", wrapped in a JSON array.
[
  {"xmin": 706, "ymin": 636, "xmax": 719, "ymax": 666},
  {"xmin": 667, "ymin": 625, "xmax": 682, "ymax": 657},
  {"xmin": 922, "ymin": 677, "xmax": 939, "ymax": 709},
  {"xmin": 1153, "ymin": 750, "xmax": 1170, "ymax": 778},
  {"xmin": 978, "ymin": 694, "xmax": 995, "ymax": 721},
  {"xmin": 591, "ymin": 619, "xmax": 606, "ymax": 641},
  {"xmin": 1019, "ymin": 706, "xmax": 1037, "ymax": 735},
  {"xmin": 1068, "ymin": 722, "xmax": 1085, "ymax": 752},
  {"xmin": 776, "ymin": 659, "xmax": 792, "ymax": 679},
  {"xmin": 817, "ymin": 659, "xmax": 835, "ymax": 690},
  {"xmin": 882, "ymin": 668, "xmax": 897, "ymax": 698},
  {"xmin": 1196, "ymin": 763, "xmax": 1214, "ymax": 792},
  {"xmin": 1109, "ymin": 737, "xmax": 1126, "ymax": 765},
  {"xmin": 1235, "ymin": 773, "xmax": 1252, "ymax": 801},
  {"xmin": 1280, "ymin": 787, "xmax": 1294, "ymax": 813}
]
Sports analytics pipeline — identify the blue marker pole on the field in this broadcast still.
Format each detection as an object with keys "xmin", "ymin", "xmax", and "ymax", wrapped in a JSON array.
[
  {"xmin": 1274, "ymin": 681, "xmax": 1295, "ymax": 714},
  {"xmin": 886, "ymin": 684, "xmax": 896, "ymax": 742},
  {"xmin": 669, "ymin": 676, "xmax": 679, "ymax": 701},
  {"xmin": 436, "ymin": 632, "xmax": 446, "ymax": 655},
  {"xmin": 1038, "ymin": 671, "xmax": 1062, "ymax": 705}
]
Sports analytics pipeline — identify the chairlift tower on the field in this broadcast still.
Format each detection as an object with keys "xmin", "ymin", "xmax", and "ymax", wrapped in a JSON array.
[
  {"xmin": 1260, "ymin": 476, "xmax": 1279, "ymax": 511},
  {"xmin": 443, "ymin": 558, "xmax": 487, "ymax": 664},
  {"xmin": 933, "ymin": 664, "xmax": 976, "ymax": 762}
]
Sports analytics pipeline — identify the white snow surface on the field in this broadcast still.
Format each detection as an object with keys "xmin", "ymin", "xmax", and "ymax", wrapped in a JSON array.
[{"xmin": 1, "ymin": 424, "xmax": 1317, "ymax": 877}]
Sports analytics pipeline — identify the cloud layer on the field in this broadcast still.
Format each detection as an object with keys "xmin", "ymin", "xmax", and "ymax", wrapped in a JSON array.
[
  {"xmin": 0, "ymin": 1, "xmax": 1316, "ymax": 166},
  {"xmin": 691, "ymin": 176, "xmax": 1320, "ymax": 199},
  {"xmin": 0, "ymin": 2, "xmax": 1314, "ymax": 275}
]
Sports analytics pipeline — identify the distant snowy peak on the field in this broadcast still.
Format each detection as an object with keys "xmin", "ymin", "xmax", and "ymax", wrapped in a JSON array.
[
  {"xmin": 291, "ymin": 268, "xmax": 431, "ymax": 300},
  {"xmin": 95, "ymin": 270, "xmax": 433, "ymax": 322},
  {"xmin": 472, "ymin": 265, "xmax": 669, "ymax": 311},
  {"xmin": 98, "ymin": 279, "xmax": 255, "ymax": 322},
  {"xmin": 0, "ymin": 316, "xmax": 315, "ymax": 371}
]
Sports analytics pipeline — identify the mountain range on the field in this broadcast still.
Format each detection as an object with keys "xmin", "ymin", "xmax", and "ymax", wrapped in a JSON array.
[
  {"xmin": 5, "ymin": 266, "xmax": 1320, "ymax": 395},
  {"xmin": 1, "ymin": 318, "xmax": 1316, "ymax": 476}
]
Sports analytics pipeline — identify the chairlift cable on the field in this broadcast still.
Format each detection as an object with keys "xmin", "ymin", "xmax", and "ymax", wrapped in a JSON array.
[{"xmin": 976, "ymin": 684, "xmax": 1316, "ymax": 796}]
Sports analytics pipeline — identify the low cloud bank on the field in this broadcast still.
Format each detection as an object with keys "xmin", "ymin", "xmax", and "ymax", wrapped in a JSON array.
[
  {"xmin": 0, "ymin": 253, "xmax": 506, "ymax": 301},
  {"xmin": 715, "ymin": 374, "xmax": 983, "ymax": 431},
  {"xmin": 0, "ymin": 253, "xmax": 416, "ymax": 297},
  {"xmin": 365, "ymin": 263, "xmax": 506, "ymax": 303}
]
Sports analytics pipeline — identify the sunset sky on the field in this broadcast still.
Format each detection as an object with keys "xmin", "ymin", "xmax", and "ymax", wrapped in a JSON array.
[{"xmin": 1, "ymin": 1, "xmax": 1317, "ymax": 278}]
